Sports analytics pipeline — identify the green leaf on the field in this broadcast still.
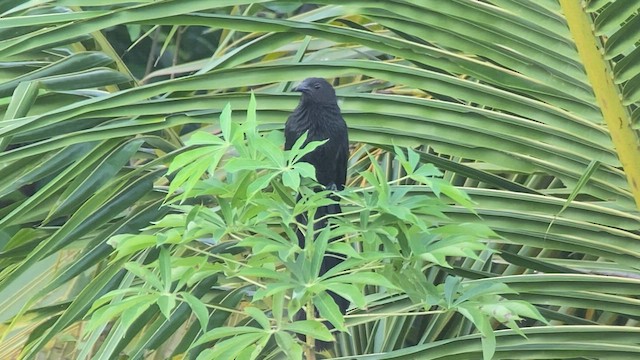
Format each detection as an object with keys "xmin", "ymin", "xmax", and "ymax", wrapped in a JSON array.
[
  {"xmin": 282, "ymin": 320, "xmax": 334, "ymax": 342},
  {"xmin": 443, "ymin": 276, "xmax": 461, "ymax": 308},
  {"xmin": 48, "ymin": 139, "xmax": 144, "ymax": 219},
  {"xmin": 244, "ymin": 307, "xmax": 271, "ymax": 330},
  {"xmin": 194, "ymin": 327, "xmax": 264, "ymax": 347},
  {"xmin": 247, "ymin": 173, "xmax": 276, "ymax": 195},
  {"xmin": 219, "ymin": 102, "xmax": 232, "ymax": 142},
  {"xmin": 274, "ymin": 331, "xmax": 303, "ymax": 360},
  {"xmin": 253, "ymin": 283, "xmax": 295, "ymax": 302},
  {"xmin": 200, "ymin": 332, "xmax": 265, "ymax": 360},
  {"xmin": 186, "ymin": 131, "xmax": 225, "ymax": 147},
  {"xmin": 281, "ymin": 168, "xmax": 301, "ymax": 190},
  {"xmin": 327, "ymin": 272, "xmax": 398, "ymax": 290},
  {"xmin": 225, "ymin": 158, "xmax": 271, "ymax": 173},
  {"xmin": 455, "ymin": 282, "xmax": 516, "ymax": 305},
  {"xmin": 168, "ymin": 146, "xmax": 217, "ymax": 175},
  {"xmin": 181, "ymin": 292, "xmax": 210, "ymax": 331},
  {"xmin": 85, "ymin": 294, "xmax": 157, "ymax": 334},
  {"xmin": 502, "ymin": 300, "xmax": 549, "ymax": 325},
  {"xmin": 457, "ymin": 304, "xmax": 496, "ymax": 360},
  {"xmin": 245, "ymin": 91, "xmax": 258, "ymax": 142},
  {"xmin": 325, "ymin": 283, "xmax": 364, "ymax": 309},
  {"xmin": 108, "ymin": 234, "xmax": 157, "ymax": 260},
  {"xmin": 159, "ymin": 246, "xmax": 172, "ymax": 292},
  {"xmin": 294, "ymin": 162, "xmax": 316, "ymax": 180},
  {"xmin": 314, "ymin": 291, "xmax": 346, "ymax": 332},
  {"xmin": 157, "ymin": 293, "xmax": 176, "ymax": 320},
  {"xmin": 124, "ymin": 262, "xmax": 163, "ymax": 291}
]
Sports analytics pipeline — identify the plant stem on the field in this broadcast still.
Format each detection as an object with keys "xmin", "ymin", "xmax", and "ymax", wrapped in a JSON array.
[{"xmin": 304, "ymin": 299, "xmax": 316, "ymax": 360}]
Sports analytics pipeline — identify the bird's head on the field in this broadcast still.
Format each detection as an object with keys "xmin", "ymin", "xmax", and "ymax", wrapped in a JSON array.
[{"xmin": 293, "ymin": 77, "xmax": 337, "ymax": 105}]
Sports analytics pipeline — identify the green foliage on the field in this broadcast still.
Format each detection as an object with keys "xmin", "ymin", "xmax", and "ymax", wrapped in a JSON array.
[
  {"xmin": 85, "ymin": 97, "xmax": 540, "ymax": 359},
  {"xmin": 2, "ymin": 1, "xmax": 640, "ymax": 359}
]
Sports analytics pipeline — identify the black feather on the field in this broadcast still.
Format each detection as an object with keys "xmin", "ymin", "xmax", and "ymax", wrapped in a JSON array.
[{"xmin": 285, "ymin": 77, "xmax": 349, "ymax": 351}]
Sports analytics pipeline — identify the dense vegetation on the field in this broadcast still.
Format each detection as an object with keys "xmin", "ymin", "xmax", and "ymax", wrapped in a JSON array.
[{"xmin": 1, "ymin": 1, "xmax": 639, "ymax": 359}]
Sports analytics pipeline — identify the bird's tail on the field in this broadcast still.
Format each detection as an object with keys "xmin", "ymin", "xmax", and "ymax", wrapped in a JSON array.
[
  {"xmin": 317, "ymin": 201, "xmax": 349, "ymax": 311},
  {"xmin": 294, "ymin": 195, "xmax": 348, "ymax": 352}
]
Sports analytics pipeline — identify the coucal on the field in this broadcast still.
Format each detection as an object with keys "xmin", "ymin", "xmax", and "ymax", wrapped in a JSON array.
[{"xmin": 285, "ymin": 77, "xmax": 349, "ymax": 350}]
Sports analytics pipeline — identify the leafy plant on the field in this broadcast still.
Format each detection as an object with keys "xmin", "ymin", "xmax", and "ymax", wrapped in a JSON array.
[
  {"xmin": 86, "ymin": 96, "xmax": 544, "ymax": 359},
  {"xmin": 2, "ymin": 1, "xmax": 640, "ymax": 359}
]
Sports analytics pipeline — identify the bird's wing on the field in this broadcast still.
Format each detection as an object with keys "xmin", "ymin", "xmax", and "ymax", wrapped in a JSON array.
[
  {"xmin": 335, "ymin": 129, "xmax": 349, "ymax": 190},
  {"xmin": 284, "ymin": 116, "xmax": 297, "ymax": 151}
]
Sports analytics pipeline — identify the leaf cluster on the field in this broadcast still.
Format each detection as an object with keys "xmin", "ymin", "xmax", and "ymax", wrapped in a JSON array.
[{"xmin": 91, "ymin": 97, "xmax": 544, "ymax": 360}]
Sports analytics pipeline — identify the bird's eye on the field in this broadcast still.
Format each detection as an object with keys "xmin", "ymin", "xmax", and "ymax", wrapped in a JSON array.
[{"xmin": 313, "ymin": 83, "xmax": 321, "ymax": 89}]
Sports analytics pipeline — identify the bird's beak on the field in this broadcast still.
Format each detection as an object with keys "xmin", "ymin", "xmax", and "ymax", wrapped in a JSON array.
[{"xmin": 293, "ymin": 83, "xmax": 310, "ymax": 93}]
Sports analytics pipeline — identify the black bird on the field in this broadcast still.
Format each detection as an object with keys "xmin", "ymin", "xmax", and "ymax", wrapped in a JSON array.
[
  {"xmin": 285, "ymin": 77, "xmax": 349, "ymax": 350},
  {"xmin": 285, "ymin": 77, "xmax": 349, "ymax": 191}
]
